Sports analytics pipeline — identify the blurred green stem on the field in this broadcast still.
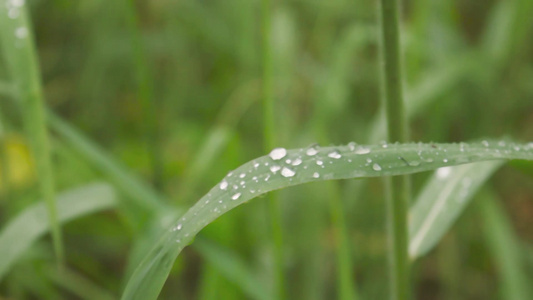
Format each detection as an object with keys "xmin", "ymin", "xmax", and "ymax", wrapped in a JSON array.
[
  {"xmin": 262, "ymin": 0, "xmax": 286, "ymax": 299},
  {"xmin": 0, "ymin": 0, "xmax": 63, "ymax": 264},
  {"xmin": 378, "ymin": 0, "xmax": 410, "ymax": 299},
  {"xmin": 125, "ymin": 0, "xmax": 163, "ymax": 189}
]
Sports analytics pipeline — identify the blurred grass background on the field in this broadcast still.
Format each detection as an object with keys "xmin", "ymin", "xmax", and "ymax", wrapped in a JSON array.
[{"xmin": 1, "ymin": 0, "xmax": 533, "ymax": 299}]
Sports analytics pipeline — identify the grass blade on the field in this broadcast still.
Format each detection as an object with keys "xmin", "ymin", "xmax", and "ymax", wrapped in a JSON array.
[
  {"xmin": 0, "ymin": 0, "xmax": 63, "ymax": 262},
  {"xmin": 122, "ymin": 140, "xmax": 533, "ymax": 300},
  {"xmin": 261, "ymin": 0, "xmax": 286, "ymax": 298},
  {"xmin": 0, "ymin": 182, "xmax": 117, "ymax": 281},
  {"xmin": 195, "ymin": 237, "xmax": 273, "ymax": 300},
  {"xmin": 47, "ymin": 112, "xmax": 169, "ymax": 215},
  {"xmin": 378, "ymin": 0, "xmax": 410, "ymax": 297},
  {"xmin": 478, "ymin": 188, "xmax": 533, "ymax": 300},
  {"xmin": 124, "ymin": 0, "xmax": 163, "ymax": 188},
  {"xmin": 409, "ymin": 161, "xmax": 503, "ymax": 259},
  {"xmin": 45, "ymin": 264, "xmax": 116, "ymax": 300}
]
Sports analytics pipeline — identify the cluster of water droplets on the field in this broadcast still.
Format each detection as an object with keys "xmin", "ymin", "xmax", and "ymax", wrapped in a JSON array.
[
  {"xmin": 4, "ymin": 0, "xmax": 28, "ymax": 43},
  {"xmin": 168, "ymin": 140, "xmax": 533, "ymax": 244}
]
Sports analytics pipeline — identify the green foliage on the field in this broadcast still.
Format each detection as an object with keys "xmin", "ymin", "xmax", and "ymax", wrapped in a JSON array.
[
  {"xmin": 0, "ymin": 0, "xmax": 532, "ymax": 299},
  {"xmin": 123, "ymin": 141, "xmax": 533, "ymax": 299}
]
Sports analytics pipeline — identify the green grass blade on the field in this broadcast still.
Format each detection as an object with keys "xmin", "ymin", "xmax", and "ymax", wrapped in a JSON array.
[
  {"xmin": 409, "ymin": 161, "xmax": 503, "ymax": 259},
  {"xmin": 478, "ymin": 189, "xmax": 533, "ymax": 300},
  {"xmin": 124, "ymin": 0, "xmax": 163, "ymax": 188},
  {"xmin": 378, "ymin": 0, "xmax": 411, "ymax": 296},
  {"xmin": 0, "ymin": 0, "xmax": 63, "ymax": 263},
  {"xmin": 47, "ymin": 112, "xmax": 169, "ymax": 214},
  {"xmin": 195, "ymin": 237, "xmax": 273, "ymax": 300},
  {"xmin": 122, "ymin": 141, "xmax": 533, "ymax": 300},
  {"xmin": 0, "ymin": 182, "xmax": 117, "ymax": 282},
  {"xmin": 45, "ymin": 264, "xmax": 116, "ymax": 300},
  {"xmin": 262, "ymin": 0, "xmax": 285, "ymax": 298}
]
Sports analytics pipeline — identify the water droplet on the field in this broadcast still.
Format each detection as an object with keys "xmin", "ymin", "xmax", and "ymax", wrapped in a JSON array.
[
  {"xmin": 172, "ymin": 223, "xmax": 182, "ymax": 231},
  {"xmin": 239, "ymin": 173, "xmax": 246, "ymax": 178},
  {"xmin": 270, "ymin": 165, "xmax": 281, "ymax": 173},
  {"xmin": 264, "ymin": 175, "xmax": 271, "ymax": 181},
  {"xmin": 348, "ymin": 142, "xmax": 356, "ymax": 151},
  {"xmin": 219, "ymin": 180, "xmax": 228, "ymax": 190},
  {"xmin": 233, "ymin": 185, "xmax": 238, "ymax": 190},
  {"xmin": 232, "ymin": 193, "xmax": 241, "ymax": 200},
  {"xmin": 8, "ymin": 8, "xmax": 19, "ymax": 19},
  {"xmin": 328, "ymin": 151, "xmax": 342, "ymax": 159},
  {"xmin": 482, "ymin": 140, "xmax": 489, "ymax": 147},
  {"xmin": 285, "ymin": 159, "xmax": 292, "ymax": 164},
  {"xmin": 366, "ymin": 158, "xmax": 372, "ymax": 163},
  {"xmin": 409, "ymin": 160, "xmax": 420, "ymax": 167},
  {"xmin": 11, "ymin": 0, "xmax": 25, "ymax": 7},
  {"xmin": 312, "ymin": 172, "xmax": 320, "ymax": 178},
  {"xmin": 355, "ymin": 147, "xmax": 371, "ymax": 155},
  {"xmin": 253, "ymin": 162, "xmax": 260, "ymax": 168},
  {"xmin": 291, "ymin": 158, "xmax": 302, "ymax": 166},
  {"xmin": 443, "ymin": 159, "xmax": 448, "ymax": 163},
  {"xmin": 316, "ymin": 160, "xmax": 323, "ymax": 166},
  {"xmin": 372, "ymin": 163, "xmax": 382, "ymax": 171},
  {"xmin": 15, "ymin": 27, "xmax": 28, "ymax": 39},
  {"xmin": 269, "ymin": 148, "xmax": 287, "ymax": 160},
  {"xmin": 281, "ymin": 167, "xmax": 295, "ymax": 177},
  {"xmin": 436, "ymin": 167, "xmax": 452, "ymax": 179},
  {"xmin": 306, "ymin": 146, "xmax": 318, "ymax": 156},
  {"xmin": 240, "ymin": 181, "xmax": 245, "ymax": 186}
]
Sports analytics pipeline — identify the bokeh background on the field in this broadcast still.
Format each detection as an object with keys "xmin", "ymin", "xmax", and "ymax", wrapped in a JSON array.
[{"xmin": 1, "ymin": 0, "xmax": 533, "ymax": 299}]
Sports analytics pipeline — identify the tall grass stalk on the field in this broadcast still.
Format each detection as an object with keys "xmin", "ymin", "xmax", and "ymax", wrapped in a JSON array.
[
  {"xmin": 0, "ymin": 0, "xmax": 63, "ymax": 263},
  {"xmin": 125, "ymin": 0, "xmax": 163, "ymax": 189},
  {"xmin": 378, "ymin": 0, "xmax": 410, "ymax": 299},
  {"xmin": 261, "ymin": 0, "xmax": 285, "ymax": 298}
]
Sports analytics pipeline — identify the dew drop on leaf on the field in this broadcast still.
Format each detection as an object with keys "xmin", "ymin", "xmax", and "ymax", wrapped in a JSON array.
[
  {"xmin": 172, "ymin": 224, "xmax": 182, "ymax": 231},
  {"xmin": 355, "ymin": 147, "xmax": 371, "ymax": 155},
  {"xmin": 231, "ymin": 193, "xmax": 241, "ymax": 200},
  {"xmin": 372, "ymin": 163, "xmax": 382, "ymax": 171},
  {"xmin": 316, "ymin": 160, "xmax": 323, "ymax": 166},
  {"xmin": 281, "ymin": 167, "xmax": 296, "ymax": 177},
  {"xmin": 312, "ymin": 172, "xmax": 320, "ymax": 178},
  {"xmin": 269, "ymin": 148, "xmax": 287, "ymax": 160},
  {"xmin": 15, "ymin": 27, "xmax": 28, "ymax": 39},
  {"xmin": 436, "ymin": 167, "xmax": 452, "ymax": 179},
  {"xmin": 219, "ymin": 180, "xmax": 228, "ymax": 190},
  {"xmin": 270, "ymin": 165, "xmax": 281, "ymax": 174},
  {"xmin": 328, "ymin": 151, "xmax": 342, "ymax": 159},
  {"xmin": 306, "ymin": 147, "xmax": 318, "ymax": 156},
  {"xmin": 292, "ymin": 158, "xmax": 302, "ymax": 166}
]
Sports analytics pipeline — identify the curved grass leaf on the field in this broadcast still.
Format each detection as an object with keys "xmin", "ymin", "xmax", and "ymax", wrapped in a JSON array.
[
  {"xmin": 0, "ymin": 182, "xmax": 117, "ymax": 282},
  {"xmin": 1, "ymin": 0, "xmax": 63, "ymax": 262},
  {"xmin": 122, "ymin": 140, "xmax": 533, "ymax": 300},
  {"xmin": 479, "ymin": 189, "xmax": 533, "ymax": 300},
  {"xmin": 409, "ymin": 161, "xmax": 503, "ymax": 259},
  {"xmin": 194, "ymin": 237, "xmax": 273, "ymax": 300}
]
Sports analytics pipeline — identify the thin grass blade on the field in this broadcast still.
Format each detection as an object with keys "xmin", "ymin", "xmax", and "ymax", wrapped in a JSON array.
[
  {"xmin": 0, "ymin": 182, "xmax": 117, "ymax": 281},
  {"xmin": 0, "ymin": 0, "xmax": 63, "ymax": 262},
  {"xmin": 194, "ymin": 237, "xmax": 273, "ymax": 300},
  {"xmin": 478, "ymin": 189, "xmax": 533, "ymax": 300},
  {"xmin": 409, "ymin": 161, "xmax": 502, "ymax": 259}
]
